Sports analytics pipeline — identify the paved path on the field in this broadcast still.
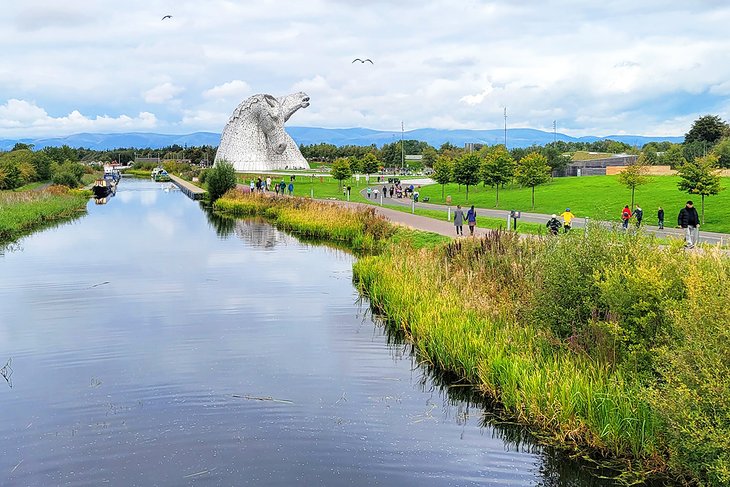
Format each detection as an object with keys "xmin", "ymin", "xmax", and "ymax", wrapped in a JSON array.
[{"xmin": 357, "ymin": 183, "xmax": 730, "ymax": 245}]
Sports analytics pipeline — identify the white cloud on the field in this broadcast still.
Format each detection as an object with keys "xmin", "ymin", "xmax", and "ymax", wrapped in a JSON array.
[
  {"xmin": 143, "ymin": 83, "xmax": 184, "ymax": 104},
  {"xmin": 2, "ymin": 0, "xmax": 730, "ymax": 138},
  {"xmin": 0, "ymin": 99, "xmax": 157, "ymax": 136},
  {"xmin": 202, "ymin": 80, "xmax": 251, "ymax": 101},
  {"xmin": 460, "ymin": 83, "xmax": 495, "ymax": 106}
]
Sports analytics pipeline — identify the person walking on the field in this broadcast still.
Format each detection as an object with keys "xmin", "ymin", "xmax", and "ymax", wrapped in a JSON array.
[
  {"xmin": 288, "ymin": 182, "xmax": 294, "ymax": 195},
  {"xmin": 546, "ymin": 214, "xmax": 562, "ymax": 235},
  {"xmin": 466, "ymin": 205, "xmax": 477, "ymax": 236},
  {"xmin": 621, "ymin": 205, "xmax": 632, "ymax": 230},
  {"xmin": 657, "ymin": 206, "xmax": 664, "ymax": 229},
  {"xmin": 634, "ymin": 205, "xmax": 643, "ymax": 228},
  {"xmin": 453, "ymin": 205, "xmax": 465, "ymax": 236},
  {"xmin": 678, "ymin": 200, "xmax": 700, "ymax": 248},
  {"xmin": 560, "ymin": 207, "xmax": 576, "ymax": 233},
  {"xmin": 279, "ymin": 180, "xmax": 286, "ymax": 194},
  {"xmin": 367, "ymin": 187, "xmax": 372, "ymax": 199}
]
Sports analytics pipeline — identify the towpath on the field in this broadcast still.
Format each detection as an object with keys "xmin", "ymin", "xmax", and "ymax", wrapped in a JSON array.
[{"xmin": 355, "ymin": 180, "xmax": 729, "ymax": 245}]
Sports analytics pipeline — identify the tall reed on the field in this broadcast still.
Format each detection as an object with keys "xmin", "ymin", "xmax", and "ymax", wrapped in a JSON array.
[
  {"xmin": 0, "ymin": 186, "xmax": 89, "ymax": 242},
  {"xmin": 214, "ymin": 190, "xmax": 396, "ymax": 252}
]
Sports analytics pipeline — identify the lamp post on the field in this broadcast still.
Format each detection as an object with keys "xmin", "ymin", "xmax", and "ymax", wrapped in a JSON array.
[{"xmin": 401, "ymin": 121, "xmax": 405, "ymax": 174}]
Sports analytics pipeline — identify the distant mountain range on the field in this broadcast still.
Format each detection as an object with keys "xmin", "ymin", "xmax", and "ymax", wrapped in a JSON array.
[{"xmin": 0, "ymin": 127, "xmax": 684, "ymax": 151}]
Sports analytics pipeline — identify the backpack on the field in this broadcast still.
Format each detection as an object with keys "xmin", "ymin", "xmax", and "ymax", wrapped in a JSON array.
[{"xmin": 622, "ymin": 210, "xmax": 629, "ymax": 219}]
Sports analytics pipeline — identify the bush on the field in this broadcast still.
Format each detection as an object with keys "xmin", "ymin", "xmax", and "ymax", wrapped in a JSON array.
[
  {"xmin": 206, "ymin": 161, "xmax": 237, "ymax": 201},
  {"xmin": 648, "ymin": 253, "xmax": 730, "ymax": 485},
  {"xmin": 52, "ymin": 171, "xmax": 80, "ymax": 188}
]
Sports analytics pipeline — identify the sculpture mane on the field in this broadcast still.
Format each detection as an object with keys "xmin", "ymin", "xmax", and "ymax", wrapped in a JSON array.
[{"xmin": 214, "ymin": 92, "xmax": 310, "ymax": 171}]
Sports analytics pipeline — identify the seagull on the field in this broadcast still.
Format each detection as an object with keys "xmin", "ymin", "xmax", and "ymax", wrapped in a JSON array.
[
  {"xmin": 352, "ymin": 58, "xmax": 373, "ymax": 64},
  {"xmin": 161, "ymin": 15, "xmax": 172, "ymax": 20}
]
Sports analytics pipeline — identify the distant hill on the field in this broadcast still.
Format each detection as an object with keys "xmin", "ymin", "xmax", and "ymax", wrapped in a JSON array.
[{"xmin": 0, "ymin": 127, "xmax": 684, "ymax": 151}]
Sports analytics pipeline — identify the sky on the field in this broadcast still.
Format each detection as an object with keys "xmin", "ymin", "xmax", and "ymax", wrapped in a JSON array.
[{"xmin": 2, "ymin": 0, "xmax": 730, "ymax": 139}]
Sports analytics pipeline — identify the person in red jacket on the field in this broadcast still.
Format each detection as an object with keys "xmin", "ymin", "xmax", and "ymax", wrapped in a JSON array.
[{"xmin": 621, "ymin": 205, "xmax": 632, "ymax": 230}]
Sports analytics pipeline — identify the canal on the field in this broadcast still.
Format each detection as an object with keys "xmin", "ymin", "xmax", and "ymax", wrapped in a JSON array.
[{"xmin": 0, "ymin": 178, "xmax": 618, "ymax": 486}]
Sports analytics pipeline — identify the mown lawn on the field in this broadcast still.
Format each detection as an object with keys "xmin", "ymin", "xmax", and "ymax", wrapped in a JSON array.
[
  {"xmin": 418, "ymin": 175, "xmax": 730, "ymax": 233},
  {"xmin": 236, "ymin": 173, "xmax": 373, "ymax": 202}
]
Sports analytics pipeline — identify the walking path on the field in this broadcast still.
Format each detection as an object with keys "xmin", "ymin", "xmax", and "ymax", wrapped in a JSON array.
[{"xmin": 354, "ymin": 180, "xmax": 729, "ymax": 245}]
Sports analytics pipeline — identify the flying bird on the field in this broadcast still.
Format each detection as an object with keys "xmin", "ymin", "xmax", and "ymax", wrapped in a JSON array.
[
  {"xmin": 161, "ymin": 15, "xmax": 172, "ymax": 20},
  {"xmin": 352, "ymin": 58, "xmax": 373, "ymax": 64}
]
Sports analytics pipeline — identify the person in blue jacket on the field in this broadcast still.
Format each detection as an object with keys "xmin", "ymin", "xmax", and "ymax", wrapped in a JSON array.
[{"xmin": 466, "ymin": 205, "xmax": 477, "ymax": 236}]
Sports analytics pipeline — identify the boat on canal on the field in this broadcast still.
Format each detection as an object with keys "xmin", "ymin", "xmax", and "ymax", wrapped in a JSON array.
[
  {"xmin": 151, "ymin": 167, "xmax": 171, "ymax": 182},
  {"xmin": 91, "ymin": 178, "xmax": 116, "ymax": 198}
]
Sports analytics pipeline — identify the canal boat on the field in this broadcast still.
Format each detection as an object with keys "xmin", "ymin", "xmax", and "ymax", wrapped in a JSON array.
[
  {"xmin": 151, "ymin": 167, "xmax": 171, "ymax": 182},
  {"xmin": 104, "ymin": 165, "xmax": 122, "ymax": 183},
  {"xmin": 92, "ymin": 178, "xmax": 116, "ymax": 198}
]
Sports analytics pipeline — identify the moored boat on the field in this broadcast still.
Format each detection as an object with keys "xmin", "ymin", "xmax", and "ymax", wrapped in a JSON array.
[{"xmin": 92, "ymin": 178, "xmax": 116, "ymax": 198}]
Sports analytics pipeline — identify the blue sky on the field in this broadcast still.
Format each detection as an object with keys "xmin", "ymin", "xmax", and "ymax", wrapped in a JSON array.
[{"xmin": 1, "ymin": 0, "xmax": 729, "ymax": 138}]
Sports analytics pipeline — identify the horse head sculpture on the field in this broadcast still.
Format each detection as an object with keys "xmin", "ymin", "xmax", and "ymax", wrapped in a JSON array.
[{"xmin": 215, "ymin": 93, "xmax": 311, "ymax": 171}]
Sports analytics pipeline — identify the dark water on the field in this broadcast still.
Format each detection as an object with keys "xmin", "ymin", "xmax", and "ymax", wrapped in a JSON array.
[{"xmin": 0, "ymin": 179, "xmax": 618, "ymax": 486}]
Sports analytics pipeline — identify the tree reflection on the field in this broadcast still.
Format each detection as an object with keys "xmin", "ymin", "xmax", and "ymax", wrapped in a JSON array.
[{"xmin": 201, "ymin": 203, "xmax": 236, "ymax": 238}]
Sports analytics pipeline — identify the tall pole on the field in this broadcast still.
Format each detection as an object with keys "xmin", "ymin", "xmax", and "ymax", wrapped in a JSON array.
[
  {"xmin": 553, "ymin": 120, "xmax": 557, "ymax": 143},
  {"xmin": 503, "ymin": 107, "xmax": 507, "ymax": 148},
  {"xmin": 401, "ymin": 121, "xmax": 405, "ymax": 173}
]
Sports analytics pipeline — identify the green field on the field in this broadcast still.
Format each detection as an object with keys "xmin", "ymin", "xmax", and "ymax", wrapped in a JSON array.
[
  {"xmin": 417, "ymin": 175, "xmax": 730, "ymax": 233},
  {"xmin": 236, "ymin": 173, "xmax": 374, "ymax": 202}
]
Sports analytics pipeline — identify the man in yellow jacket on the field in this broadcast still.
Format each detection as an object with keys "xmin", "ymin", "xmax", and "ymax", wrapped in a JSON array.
[{"xmin": 560, "ymin": 208, "xmax": 576, "ymax": 233}]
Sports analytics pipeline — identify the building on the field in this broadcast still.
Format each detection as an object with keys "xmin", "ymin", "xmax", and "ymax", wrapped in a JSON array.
[{"xmin": 563, "ymin": 154, "xmax": 638, "ymax": 176}]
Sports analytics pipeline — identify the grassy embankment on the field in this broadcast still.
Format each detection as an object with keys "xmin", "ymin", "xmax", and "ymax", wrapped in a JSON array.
[
  {"xmin": 0, "ymin": 186, "xmax": 90, "ymax": 243},
  {"xmin": 214, "ymin": 190, "xmax": 448, "ymax": 251},
  {"xmin": 123, "ymin": 168, "xmax": 152, "ymax": 178},
  {"xmin": 214, "ymin": 189, "xmax": 730, "ymax": 486},
  {"xmin": 419, "ymin": 175, "xmax": 730, "ymax": 233}
]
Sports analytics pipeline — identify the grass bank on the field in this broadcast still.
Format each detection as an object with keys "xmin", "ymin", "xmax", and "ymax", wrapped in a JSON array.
[
  {"xmin": 355, "ymin": 229, "xmax": 729, "ymax": 486},
  {"xmin": 214, "ymin": 190, "xmax": 729, "ymax": 485},
  {"xmin": 0, "ymin": 185, "xmax": 90, "ymax": 243},
  {"xmin": 214, "ymin": 190, "xmax": 448, "ymax": 252}
]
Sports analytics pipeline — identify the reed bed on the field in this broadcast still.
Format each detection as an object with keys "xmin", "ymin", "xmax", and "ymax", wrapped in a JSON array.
[
  {"xmin": 0, "ymin": 186, "xmax": 89, "ymax": 242},
  {"xmin": 214, "ymin": 190, "xmax": 396, "ymax": 252},
  {"xmin": 355, "ymin": 230, "xmax": 730, "ymax": 485}
]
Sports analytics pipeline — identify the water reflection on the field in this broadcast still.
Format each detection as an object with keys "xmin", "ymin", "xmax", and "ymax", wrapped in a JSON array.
[
  {"xmin": 201, "ymin": 202, "xmax": 236, "ymax": 238},
  {"xmin": 234, "ymin": 218, "xmax": 286, "ymax": 249},
  {"xmin": 0, "ymin": 179, "xmax": 630, "ymax": 486}
]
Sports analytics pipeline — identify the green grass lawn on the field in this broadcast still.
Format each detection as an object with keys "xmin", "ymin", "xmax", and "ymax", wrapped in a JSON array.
[
  {"xmin": 236, "ymin": 173, "xmax": 373, "ymax": 202},
  {"xmin": 418, "ymin": 175, "xmax": 730, "ymax": 233}
]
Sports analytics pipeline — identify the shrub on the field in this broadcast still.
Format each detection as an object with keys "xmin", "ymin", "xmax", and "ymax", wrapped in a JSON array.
[
  {"xmin": 648, "ymin": 252, "xmax": 730, "ymax": 485},
  {"xmin": 206, "ymin": 161, "xmax": 237, "ymax": 201},
  {"xmin": 52, "ymin": 171, "xmax": 80, "ymax": 188}
]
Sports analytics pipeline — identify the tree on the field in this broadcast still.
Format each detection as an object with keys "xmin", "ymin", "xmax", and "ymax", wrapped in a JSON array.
[
  {"xmin": 11, "ymin": 142, "xmax": 34, "ymax": 151},
  {"xmin": 711, "ymin": 137, "xmax": 730, "ymax": 168},
  {"xmin": 452, "ymin": 153, "xmax": 481, "ymax": 200},
  {"xmin": 640, "ymin": 146, "xmax": 659, "ymax": 165},
  {"xmin": 677, "ymin": 154, "xmax": 723, "ymax": 224},
  {"xmin": 659, "ymin": 144, "xmax": 687, "ymax": 168},
  {"xmin": 617, "ymin": 157, "xmax": 649, "ymax": 208},
  {"xmin": 684, "ymin": 114, "xmax": 730, "ymax": 146},
  {"xmin": 431, "ymin": 156, "xmax": 452, "ymax": 200},
  {"xmin": 515, "ymin": 152, "xmax": 551, "ymax": 209},
  {"xmin": 207, "ymin": 160, "xmax": 237, "ymax": 202},
  {"xmin": 361, "ymin": 153, "xmax": 379, "ymax": 175},
  {"xmin": 331, "ymin": 157, "xmax": 352, "ymax": 188},
  {"xmin": 481, "ymin": 145, "xmax": 515, "ymax": 207},
  {"xmin": 421, "ymin": 147, "xmax": 437, "ymax": 168}
]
